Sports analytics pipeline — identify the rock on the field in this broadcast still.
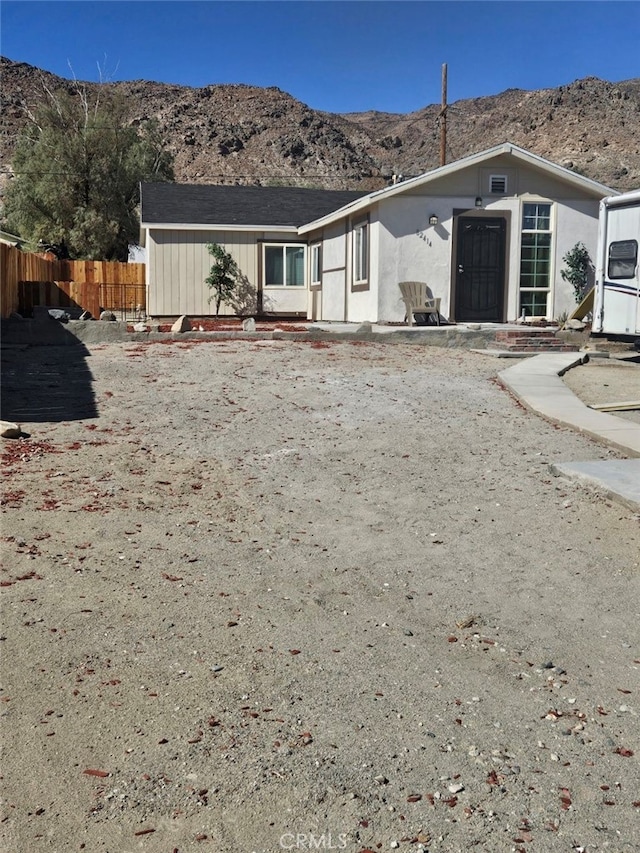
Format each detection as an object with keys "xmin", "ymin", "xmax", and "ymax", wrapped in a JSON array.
[
  {"xmin": 79, "ymin": 310, "xmax": 93, "ymax": 321},
  {"xmin": 100, "ymin": 311, "xmax": 117, "ymax": 321},
  {"xmin": 242, "ymin": 317, "xmax": 256, "ymax": 332},
  {"xmin": 48, "ymin": 308, "xmax": 70, "ymax": 322},
  {"xmin": 171, "ymin": 314, "xmax": 192, "ymax": 333},
  {"xmin": 33, "ymin": 306, "xmax": 62, "ymax": 322},
  {"xmin": 1, "ymin": 421, "xmax": 22, "ymax": 438},
  {"xmin": 133, "ymin": 322, "xmax": 148, "ymax": 332}
]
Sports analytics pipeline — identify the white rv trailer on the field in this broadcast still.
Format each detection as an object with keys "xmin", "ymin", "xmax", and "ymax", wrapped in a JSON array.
[{"xmin": 593, "ymin": 188, "xmax": 640, "ymax": 345}]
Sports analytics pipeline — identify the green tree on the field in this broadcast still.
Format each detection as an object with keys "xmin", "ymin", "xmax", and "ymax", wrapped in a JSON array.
[
  {"xmin": 2, "ymin": 82, "xmax": 174, "ymax": 260},
  {"xmin": 205, "ymin": 243, "xmax": 240, "ymax": 314},
  {"xmin": 561, "ymin": 242, "xmax": 593, "ymax": 303}
]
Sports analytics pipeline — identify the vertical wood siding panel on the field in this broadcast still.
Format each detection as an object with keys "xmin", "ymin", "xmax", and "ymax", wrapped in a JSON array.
[
  {"xmin": 183, "ymin": 231, "xmax": 190, "ymax": 315},
  {"xmin": 190, "ymin": 232, "xmax": 198, "ymax": 315},
  {"xmin": 182, "ymin": 237, "xmax": 189, "ymax": 314},
  {"xmin": 192, "ymin": 234, "xmax": 200, "ymax": 315},
  {"xmin": 159, "ymin": 232, "xmax": 169, "ymax": 316},
  {"xmin": 162, "ymin": 231, "xmax": 174, "ymax": 314},
  {"xmin": 197, "ymin": 234, "xmax": 208, "ymax": 315},
  {"xmin": 170, "ymin": 230, "xmax": 181, "ymax": 315},
  {"xmin": 156, "ymin": 233, "xmax": 164, "ymax": 316},
  {"xmin": 153, "ymin": 233, "xmax": 159, "ymax": 315},
  {"xmin": 146, "ymin": 229, "xmax": 272, "ymax": 318},
  {"xmin": 146, "ymin": 233, "xmax": 155, "ymax": 315}
]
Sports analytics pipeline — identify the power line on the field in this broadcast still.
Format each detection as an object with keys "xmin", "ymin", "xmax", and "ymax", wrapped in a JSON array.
[{"xmin": 0, "ymin": 169, "xmax": 394, "ymax": 183}]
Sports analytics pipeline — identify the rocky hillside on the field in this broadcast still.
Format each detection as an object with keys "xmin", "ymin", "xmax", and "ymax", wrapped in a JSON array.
[{"xmin": 2, "ymin": 56, "xmax": 640, "ymax": 193}]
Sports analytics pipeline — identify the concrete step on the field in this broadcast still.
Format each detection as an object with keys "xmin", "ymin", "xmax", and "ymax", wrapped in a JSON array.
[
  {"xmin": 491, "ymin": 343, "xmax": 578, "ymax": 352},
  {"xmin": 494, "ymin": 332, "xmax": 559, "ymax": 343},
  {"xmin": 490, "ymin": 328, "xmax": 575, "ymax": 352}
]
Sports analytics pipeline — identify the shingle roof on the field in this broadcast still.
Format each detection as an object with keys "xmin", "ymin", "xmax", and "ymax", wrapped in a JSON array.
[{"xmin": 140, "ymin": 182, "xmax": 368, "ymax": 227}]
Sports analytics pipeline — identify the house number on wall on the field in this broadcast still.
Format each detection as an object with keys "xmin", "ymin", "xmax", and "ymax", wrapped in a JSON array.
[{"xmin": 415, "ymin": 229, "xmax": 432, "ymax": 246}]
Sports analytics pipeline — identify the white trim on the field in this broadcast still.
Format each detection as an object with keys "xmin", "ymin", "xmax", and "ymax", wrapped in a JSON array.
[
  {"xmin": 518, "ymin": 200, "xmax": 555, "ymax": 319},
  {"xmin": 263, "ymin": 242, "xmax": 307, "ymax": 288},
  {"xmin": 310, "ymin": 242, "xmax": 322, "ymax": 285},
  {"xmin": 490, "ymin": 174, "xmax": 508, "ymax": 194},
  {"xmin": 352, "ymin": 220, "xmax": 369, "ymax": 285},
  {"xmin": 602, "ymin": 188, "xmax": 640, "ymax": 209},
  {"xmin": 141, "ymin": 222, "xmax": 299, "ymax": 233}
]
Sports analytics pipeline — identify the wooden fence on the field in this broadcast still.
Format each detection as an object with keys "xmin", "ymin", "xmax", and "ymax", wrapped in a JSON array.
[{"xmin": 1, "ymin": 243, "xmax": 146, "ymax": 318}]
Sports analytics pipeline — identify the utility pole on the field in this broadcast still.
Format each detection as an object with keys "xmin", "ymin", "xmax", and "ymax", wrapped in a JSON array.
[{"xmin": 440, "ymin": 63, "xmax": 448, "ymax": 166}]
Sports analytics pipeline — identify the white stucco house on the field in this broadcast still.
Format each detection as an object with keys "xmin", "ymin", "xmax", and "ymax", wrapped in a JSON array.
[{"xmin": 140, "ymin": 143, "xmax": 617, "ymax": 324}]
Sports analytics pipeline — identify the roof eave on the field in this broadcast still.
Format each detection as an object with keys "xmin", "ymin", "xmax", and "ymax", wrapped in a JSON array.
[
  {"xmin": 299, "ymin": 142, "xmax": 618, "ymax": 233},
  {"xmin": 141, "ymin": 222, "xmax": 300, "ymax": 233},
  {"xmin": 504, "ymin": 143, "xmax": 618, "ymax": 196},
  {"xmin": 298, "ymin": 196, "xmax": 374, "ymax": 234}
]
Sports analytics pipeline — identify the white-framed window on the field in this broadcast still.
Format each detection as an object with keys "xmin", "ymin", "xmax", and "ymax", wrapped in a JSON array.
[
  {"xmin": 490, "ymin": 174, "xmax": 508, "ymax": 194},
  {"xmin": 519, "ymin": 202, "xmax": 552, "ymax": 317},
  {"xmin": 264, "ymin": 244, "xmax": 306, "ymax": 287},
  {"xmin": 353, "ymin": 220, "xmax": 369, "ymax": 284},
  {"xmin": 310, "ymin": 242, "xmax": 321, "ymax": 285}
]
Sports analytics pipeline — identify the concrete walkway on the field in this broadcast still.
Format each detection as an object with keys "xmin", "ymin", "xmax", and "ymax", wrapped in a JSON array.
[{"xmin": 499, "ymin": 354, "xmax": 640, "ymax": 511}]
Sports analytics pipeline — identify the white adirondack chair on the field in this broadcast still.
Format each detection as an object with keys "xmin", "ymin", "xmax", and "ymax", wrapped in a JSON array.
[{"xmin": 399, "ymin": 281, "xmax": 441, "ymax": 326}]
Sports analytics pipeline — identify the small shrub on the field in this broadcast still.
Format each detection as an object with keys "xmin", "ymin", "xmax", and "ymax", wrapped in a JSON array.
[
  {"xmin": 205, "ymin": 243, "xmax": 240, "ymax": 314},
  {"xmin": 561, "ymin": 242, "xmax": 593, "ymax": 303}
]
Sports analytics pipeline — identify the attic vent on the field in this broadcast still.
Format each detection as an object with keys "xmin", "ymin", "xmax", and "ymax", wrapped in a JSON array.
[{"xmin": 490, "ymin": 174, "xmax": 507, "ymax": 194}]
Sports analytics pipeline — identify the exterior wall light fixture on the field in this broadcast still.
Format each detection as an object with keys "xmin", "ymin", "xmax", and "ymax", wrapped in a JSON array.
[
  {"xmin": 428, "ymin": 214, "xmax": 439, "ymax": 226},
  {"xmin": 475, "ymin": 197, "xmax": 483, "ymax": 208}
]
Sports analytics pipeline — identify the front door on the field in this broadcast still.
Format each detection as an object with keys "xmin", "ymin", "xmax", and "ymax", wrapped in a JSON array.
[{"xmin": 455, "ymin": 217, "xmax": 506, "ymax": 322}]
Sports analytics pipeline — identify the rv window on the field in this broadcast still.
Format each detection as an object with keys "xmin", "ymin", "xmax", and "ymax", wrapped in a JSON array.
[{"xmin": 607, "ymin": 239, "xmax": 638, "ymax": 279}]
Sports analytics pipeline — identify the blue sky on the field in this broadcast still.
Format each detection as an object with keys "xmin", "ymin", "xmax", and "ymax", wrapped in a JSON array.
[{"xmin": 1, "ymin": 1, "xmax": 639, "ymax": 114}]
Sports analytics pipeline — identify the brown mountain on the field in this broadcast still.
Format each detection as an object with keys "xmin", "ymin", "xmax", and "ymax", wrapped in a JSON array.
[{"xmin": 1, "ymin": 56, "xmax": 639, "ymax": 195}]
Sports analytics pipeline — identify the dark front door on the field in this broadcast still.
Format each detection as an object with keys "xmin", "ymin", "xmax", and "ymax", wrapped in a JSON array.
[{"xmin": 455, "ymin": 217, "xmax": 506, "ymax": 322}]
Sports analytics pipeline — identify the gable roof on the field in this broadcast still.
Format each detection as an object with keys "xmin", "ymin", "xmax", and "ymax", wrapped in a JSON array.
[
  {"xmin": 140, "ymin": 182, "xmax": 368, "ymax": 229},
  {"xmin": 298, "ymin": 142, "xmax": 618, "ymax": 234}
]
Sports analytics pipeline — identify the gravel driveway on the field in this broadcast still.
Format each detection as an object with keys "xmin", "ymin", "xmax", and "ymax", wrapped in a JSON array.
[{"xmin": 1, "ymin": 339, "xmax": 638, "ymax": 853}]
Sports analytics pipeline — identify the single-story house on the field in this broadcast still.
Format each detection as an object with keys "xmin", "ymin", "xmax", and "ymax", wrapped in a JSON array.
[
  {"xmin": 140, "ymin": 142, "xmax": 617, "ymax": 324},
  {"xmin": 139, "ymin": 183, "xmax": 367, "ymax": 318}
]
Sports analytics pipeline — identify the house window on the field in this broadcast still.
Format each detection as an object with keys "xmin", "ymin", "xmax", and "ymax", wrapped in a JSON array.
[
  {"xmin": 310, "ymin": 243, "xmax": 322, "ymax": 285},
  {"xmin": 608, "ymin": 240, "xmax": 638, "ymax": 279},
  {"xmin": 264, "ymin": 244, "xmax": 305, "ymax": 287},
  {"xmin": 519, "ymin": 202, "xmax": 552, "ymax": 317},
  {"xmin": 353, "ymin": 220, "xmax": 368, "ymax": 284},
  {"xmin": 490, "ymin": 174, "xmax": 507, "ymax": 194}
]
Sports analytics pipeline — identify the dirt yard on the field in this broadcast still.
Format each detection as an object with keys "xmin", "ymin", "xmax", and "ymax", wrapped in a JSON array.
[
  {"xmin": 562, "ymin": 353, "xmax": 640, "ymax": 426},
  {"xmin": 1, "ymin": 339, "xmax": 638, "ymax": 853}
]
